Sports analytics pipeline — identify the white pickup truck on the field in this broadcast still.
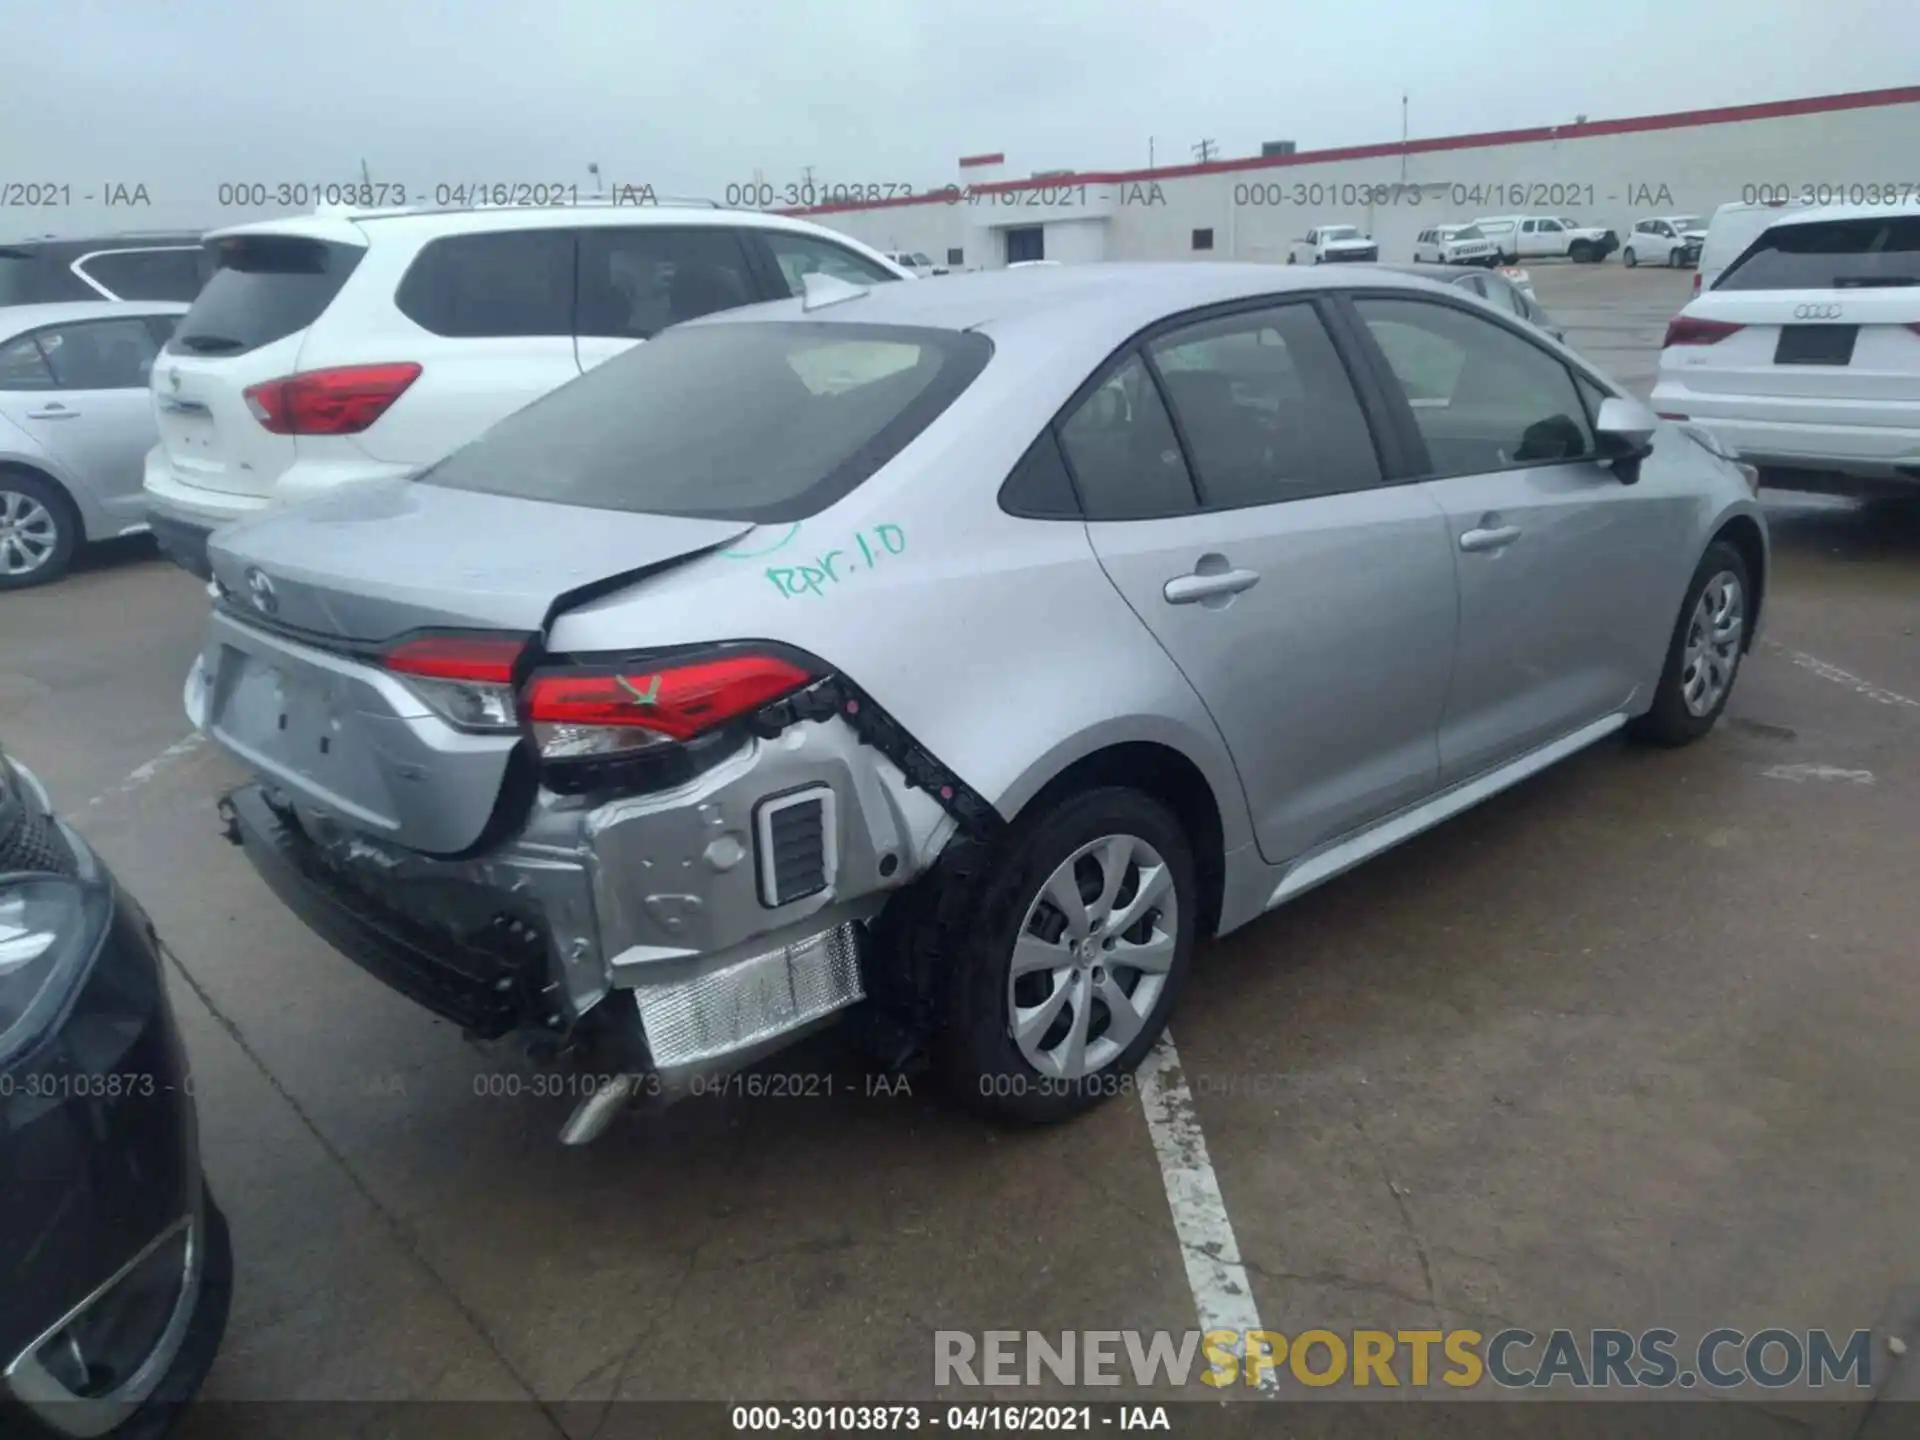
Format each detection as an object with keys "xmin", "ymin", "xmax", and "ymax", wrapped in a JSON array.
[
  {"xmin": 1472, "ymin": 215, "xmax": 1619, "ymax": 264},
  {"xmin": 1288, "ymin": 224, "xmax": 1379, "ymax": 265}
]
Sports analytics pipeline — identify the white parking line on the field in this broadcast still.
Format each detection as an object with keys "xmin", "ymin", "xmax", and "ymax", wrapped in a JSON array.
[
  {"xmin": 1136, "ymin": 1033, "xmax": 1278, "ymax": 1395},
  {"xmin": 1765, "ymin": 642, "xmax": 1920, "ymax": 712},
  {"xmin": 1763, "ymin": 764, "xmax": 1875, "ymax": 785},
  {"xmin": 78, "ymin": 733, "xmax": 205, "ymax": 812}
]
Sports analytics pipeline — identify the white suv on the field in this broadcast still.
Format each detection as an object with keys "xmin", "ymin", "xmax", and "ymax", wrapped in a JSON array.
[
  {"xmin": 1411, "ymin": 224, "xmax": 1497, "ymax": 266},
  {"xmin": 1650, "ymin": 202, "xmax": 1920, "ymax": 496},
  {"xmin": 141, "ymin": 203, "xmax": 910, "ymax": 574}
]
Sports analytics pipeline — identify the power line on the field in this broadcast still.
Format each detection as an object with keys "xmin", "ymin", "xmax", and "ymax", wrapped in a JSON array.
[{"xmin": 1192, "ymin": 139, "xmax": 1218, "ymax": 163}]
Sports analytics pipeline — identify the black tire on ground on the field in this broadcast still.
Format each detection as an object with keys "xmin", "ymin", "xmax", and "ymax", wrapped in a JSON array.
[
  {"xmin": 1627, "ymin": 540, "xmax": 1753, "ymax": 748},
  {"xmin": 1287, "ymin": 255, "xmax": 1297, "ymax": 265},
  {"xmin": 913, "ymin": 786, "xmax": 1198, "ymax": 1125},
  {"xmin": 1623, "ymin": 246, "xmax": 1639, "ymax": 268},
  {"xmin": 1570, "ymin": 241, "xmax": 1593, "ymax": 263},
  {"xmin": 1670, "ymin": 247, "xmax": 1686, "ymax": 268},
  {"xmin": 0, "ymin": 468, "xmax": 78, "ymax": 590}
]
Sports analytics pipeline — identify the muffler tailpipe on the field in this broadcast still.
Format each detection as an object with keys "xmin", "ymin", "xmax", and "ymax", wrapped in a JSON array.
[{"xmin": 559, "ymin": 1073, "xmax": 646, "ymax": 1146}]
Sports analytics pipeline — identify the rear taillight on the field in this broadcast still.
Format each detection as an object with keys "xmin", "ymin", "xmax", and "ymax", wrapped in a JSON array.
[
  {"xmin": 523, "ymin": 652, "xmax": 817, "ymax": 761},
  {"xmin": 244, "ymin": 363, "xmax": 422, "ymax": 435},
  {"xmin": 382, "ymin": 632, "xmax": 529, "ymax": 730},
  {"xmin": 1692, "ymin": 272, "xmax": 1702, "ymax": 295},
  {"xmin": 1663, "ymin": 316, "xmax": 1744, "ymax": 348}
]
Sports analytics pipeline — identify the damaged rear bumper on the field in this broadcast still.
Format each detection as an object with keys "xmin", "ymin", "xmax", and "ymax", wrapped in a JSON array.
[{"xmin": 213, "ymin": 690, "xmax": 971, "ymax": 1140}]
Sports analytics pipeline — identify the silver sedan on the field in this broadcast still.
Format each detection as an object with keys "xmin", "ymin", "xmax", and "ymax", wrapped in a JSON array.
[
  {"xmin": 187, "ymin": 263, "xmax": 1767, "ymax": 1142},
  {"xmin": 0, "ymin": 300, "xmax": 186, "ymax": 586}
]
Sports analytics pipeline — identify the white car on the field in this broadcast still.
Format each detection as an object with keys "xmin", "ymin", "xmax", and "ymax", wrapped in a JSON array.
[
  {"xmin": 1650, "ymin": 201, "xmax": 1920, "ymax": 497},
  {"xmin": 1693, "ymin": 199, "xmax": 1819, "ymax": 296},
  {"xmin": 141, "ymin": 203, "xmax": 912, "ymax": 575},
  {"xmin": 1288, "ymin": 225, "xmax": 1378, "ymax": 265},
  {"xmin": 883, "ymin": 250, "xmax": 947, "ymax": 277},
  {"xmin": 1411, "ymin": 224, "xmax": 1497, "ymax": 267},
  {"xmin": 1472, "ymin": 215, "xmax": 1618, "ymax": 264},
  {"xmin": 1622, "ymin": 216, "xmax": 1706, "ymax": 269}
]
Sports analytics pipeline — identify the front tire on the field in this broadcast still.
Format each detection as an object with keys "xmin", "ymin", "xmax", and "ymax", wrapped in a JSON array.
[
  {"xmin": 1669, "ymin": 247, "xmax": 1686, "ymax": 268},
  {"xmin": 1628, "ymin": 541, "xmax": 1752, "ymax": 747},
  {"xmin": 1623, "ymin": 246, "xmax": 1639, "ymax": 268},
  {"xmin": 0, "ymin": 471, "xmax": 77, "ymax": 589},
  {"xmin": 1570, "ymin": 240, "xmax": 1593, "ymax": 263},
  {"xmin": 924, "ymin": 787, "xmax": 1197, "ymax": 1124}
]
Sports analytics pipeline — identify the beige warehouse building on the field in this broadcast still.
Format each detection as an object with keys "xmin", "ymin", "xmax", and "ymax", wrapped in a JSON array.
[{"xmin": 787, "ymin": 85, "xmax": 1920, "ymax": 270}]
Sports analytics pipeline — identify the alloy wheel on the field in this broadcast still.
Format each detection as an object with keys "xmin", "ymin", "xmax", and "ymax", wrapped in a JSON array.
[
  {"xmin": 1681, "ymin": 571, "xmax": 1744, "ymax": 716},
  {"xmin": 0, "ymin": 489, "xmax": 59, "ymax": 577},
  {"xmin": 1007, "ymin": 834, "xmax": 1178, "ymax": 1080}
]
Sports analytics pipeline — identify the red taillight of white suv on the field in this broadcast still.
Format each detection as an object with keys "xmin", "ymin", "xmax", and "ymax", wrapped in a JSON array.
[
  {"xmin": 1662, "ymin": 316, "xmax": 1745, "ymax": 348},
  {"xmin": 244, "ymin": 363, "xmax": 422, "ymax": 435}
]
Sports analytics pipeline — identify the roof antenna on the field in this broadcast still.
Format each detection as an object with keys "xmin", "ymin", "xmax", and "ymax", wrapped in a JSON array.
[{"xmin": 800, "ymin": 270, "xmax": 870, "ymax": 312}]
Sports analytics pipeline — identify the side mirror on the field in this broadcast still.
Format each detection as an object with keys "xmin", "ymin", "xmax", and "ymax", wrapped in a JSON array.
[{"xmin": 1593, "ymin": 395, "xmax": 1657, "ymax": 483}]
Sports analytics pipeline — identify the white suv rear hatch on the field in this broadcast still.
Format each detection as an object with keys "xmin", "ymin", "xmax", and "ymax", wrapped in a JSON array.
[
  {"xmin": 153, "ymin": 219, "xmax": 370, "ymax": 500},
  {"xmin": 1652, "ymin": 207, "xmax": 1920, "ymax": 473}
]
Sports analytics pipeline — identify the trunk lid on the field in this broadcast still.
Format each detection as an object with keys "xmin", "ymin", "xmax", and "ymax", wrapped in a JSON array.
[
  {"xmin": 154, "ymin": 223, "xmax": 368, "ymax": 499},
  {"xmin": 197, "ymin": 480, "xmax": 753, "ymax": 854},
  {"xmin": 207, "ymin": 478, "xmax": 754, "ymax": 641}
]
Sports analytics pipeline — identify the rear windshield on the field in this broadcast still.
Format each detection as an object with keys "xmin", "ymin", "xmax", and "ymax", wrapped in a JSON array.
[
  {"xmin": 167, "ymin": 234, "xmax": 364, "ymax": 356},
  {"xmin": 1717, "ymin": 215, "xmax": 1920, "ymax": 291},
  {"xmin": 1449, "ymin": 226, "xmax": 1483, "ymax": 239},
  {"xmin": 419, "ymin": 320, "xmax": 993, "ymax": 523}
]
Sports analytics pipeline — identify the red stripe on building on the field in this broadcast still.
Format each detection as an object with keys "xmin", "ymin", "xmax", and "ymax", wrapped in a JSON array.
[
  {"xmin": 957, "ymin": 152, "xmax": 1005, "ymax": 169},
  {"xmin": 781, "ymin": 85, "xmax": 1920, "ymax": 217}
]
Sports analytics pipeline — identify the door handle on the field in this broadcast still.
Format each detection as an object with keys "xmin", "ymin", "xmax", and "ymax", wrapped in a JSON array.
[
  {"xmin": 1164, "ymin": 568, "xmax": 1261, "ymax": 604},
  {"xmin": 26, "ymin": 406, "xmax": 78, "ymax": 420},
  {"xmin": 1459, "ymin": 525, "xmax": 1522, "ymax": 553}
]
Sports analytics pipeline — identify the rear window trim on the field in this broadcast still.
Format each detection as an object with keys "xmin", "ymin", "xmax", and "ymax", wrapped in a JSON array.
[{"xmin": 417, "ymin": 319, "xmax": 995, "ymax": 525}]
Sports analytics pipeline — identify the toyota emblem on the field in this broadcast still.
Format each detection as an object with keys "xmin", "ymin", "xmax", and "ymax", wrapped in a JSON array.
[
  {"xmin": 1793, "ymin": 302, "xmax": 1842, "ymax": 320},
  {"xmin": 244, "ymin": 567, "xmax": 278, "ymax": 616}
]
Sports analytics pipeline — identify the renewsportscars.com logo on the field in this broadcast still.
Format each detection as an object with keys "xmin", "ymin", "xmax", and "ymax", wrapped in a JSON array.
[{"xmin": 935, "ymin": 1327, "xmax": 1876, "ymax": 1392}]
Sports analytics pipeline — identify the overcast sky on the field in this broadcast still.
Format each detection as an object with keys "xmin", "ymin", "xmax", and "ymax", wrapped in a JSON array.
[{"xmin": 3, "ymin": 0, "xmax": 1914, "ymax": 233}]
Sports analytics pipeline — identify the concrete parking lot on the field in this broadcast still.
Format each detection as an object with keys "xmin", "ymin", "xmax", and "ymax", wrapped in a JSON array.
[{"xmin": 4, "ymin": 260, "xmax": 1918, "ymax": 1435}]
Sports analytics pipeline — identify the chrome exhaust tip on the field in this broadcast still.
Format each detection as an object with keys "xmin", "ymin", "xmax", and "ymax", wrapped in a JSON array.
[{"xmin": 558, "ymin": 1074, "xmax": 644, "ymax": 1146}]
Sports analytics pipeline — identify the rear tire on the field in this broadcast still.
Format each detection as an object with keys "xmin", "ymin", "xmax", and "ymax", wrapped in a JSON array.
[
  {"xmin": 1628, "ymin": 541, "xmax": 1752, "ymax": 747},
  {"xmin": 916, "ymin": 787, "xmax": 1198, "ymax": 1125},
  {"xmin": 0, "ymin": 470, "xmax": 78, "ymax": 590}
]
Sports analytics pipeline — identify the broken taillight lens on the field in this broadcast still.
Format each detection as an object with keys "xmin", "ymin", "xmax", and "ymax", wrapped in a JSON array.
[
  {"xmin": 523, "ymin": 652, "xmax": 817, "ymax": 760},
  {"xmin": 382, "ymin": 633, "xmax": 530, "ymax": 731}
]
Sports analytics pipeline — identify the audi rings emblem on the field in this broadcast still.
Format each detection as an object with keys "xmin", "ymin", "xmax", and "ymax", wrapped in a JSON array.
[{"xmin": 1793, "ymin": 303, "xmax": 1843, "ymax": 320}]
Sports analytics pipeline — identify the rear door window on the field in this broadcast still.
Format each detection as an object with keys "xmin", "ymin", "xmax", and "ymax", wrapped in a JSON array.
[
  {"xmin": 169, "ymin": 235, "xmax": 365, "ymax": 356},
  {"xmin": 74, "ymin": 247, "xmax": 205, "ymax": 302},
  {"xmin": 419, "ymin": 321, "xmax": 991, "ymax": 522},
  {"xmin": 1716, "ymin": 214, "xmax": 1920, "ymax": 291},
  {"xmin": 394, "ymin": 230, "xmax": 575, "ymax": 338},
  {"xmin": 1146, "ymin": 302, "xmax": 1381, "ymax": 507},
  {"xmin": 575, "ymin": 227, "xmax": 759, "ymax": 339},
  {"xmin": 34, "ymin": 318, "xmax": 160, "ymax": 389}
]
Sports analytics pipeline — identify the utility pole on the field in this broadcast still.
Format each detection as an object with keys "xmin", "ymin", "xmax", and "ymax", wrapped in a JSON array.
[
  {"xmin": 359, "ymin": 157, "xmax": 372, "ymax": 186},
  {"xmin": 1400, "ymin": 94, "xmax": 1409, "ymax": 182},
  {"xmin": 801, "ymin": 164, "xmax": 817, "ymax": 192},
  {"xmin": 587, "ymin": 162, "xmax": 602, "ymax": 198},
  {"xmin": 1192, "ymin": 139, "xmax": 1217, "ymax": 163},
  {"xmin": 1149, "ymin": 137, "xmax": 1156, "ymax": 168}
]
